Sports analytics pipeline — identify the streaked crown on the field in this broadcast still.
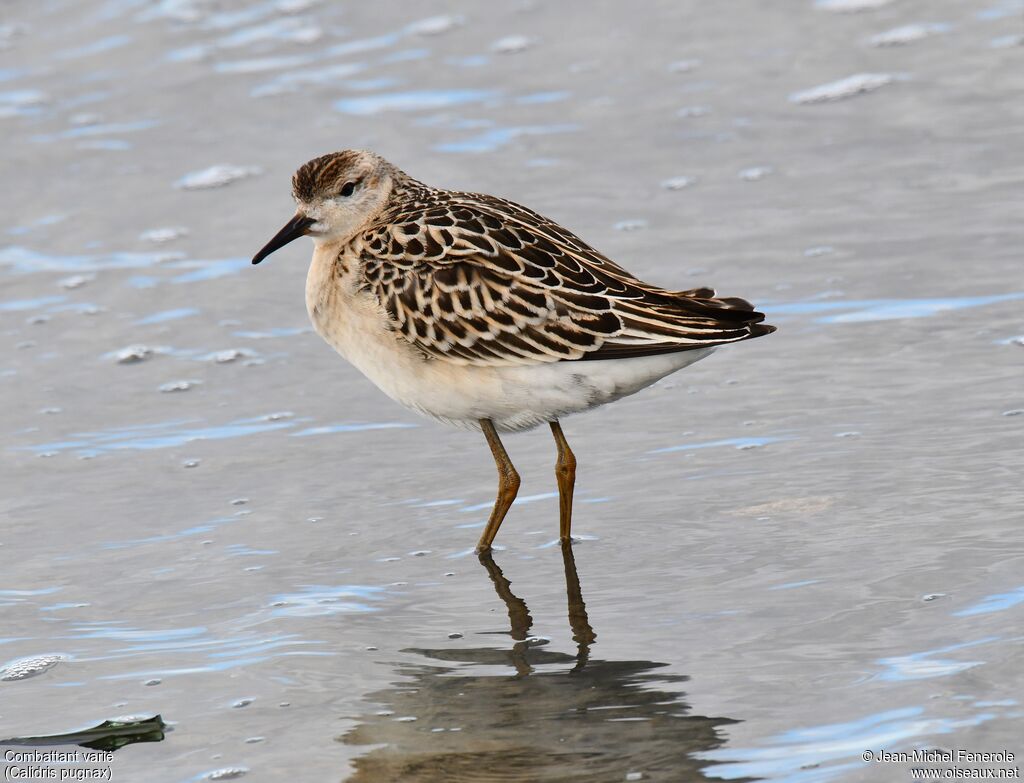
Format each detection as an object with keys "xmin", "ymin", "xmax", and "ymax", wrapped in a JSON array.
[{"xmin": 291, "ymin": 149, "xmax": 390, "ymax": 203}]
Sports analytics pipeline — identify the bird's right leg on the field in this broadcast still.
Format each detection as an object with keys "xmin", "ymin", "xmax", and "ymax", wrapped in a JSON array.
[{"xmin": 476, "ymin": 419, "xmax": 521, "ymax": 553}]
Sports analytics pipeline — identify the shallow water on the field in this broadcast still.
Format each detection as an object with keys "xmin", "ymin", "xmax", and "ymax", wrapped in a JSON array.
[{"xmin": 2, "ymin": 1, "xmax": 1022, "ymax": 781}]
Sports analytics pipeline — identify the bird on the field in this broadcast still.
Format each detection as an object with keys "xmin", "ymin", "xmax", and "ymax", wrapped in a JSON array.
[{"xmin": 251, "ymin": 149, "xmax": 775, "ymax": 552}]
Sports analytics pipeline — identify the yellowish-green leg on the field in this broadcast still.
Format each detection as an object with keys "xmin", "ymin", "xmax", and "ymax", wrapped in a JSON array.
[
  {"xmin": 476, "ymin": 419, "xmax": 521, "ymax": 553},
  {"xmin": 550, "ymin": 420, "xmax": 577, "ymax": 541}
]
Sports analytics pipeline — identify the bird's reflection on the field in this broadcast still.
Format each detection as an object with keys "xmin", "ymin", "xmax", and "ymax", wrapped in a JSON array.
[{"xmin": 340, "ymin": 542, "xmax": 738, "ymax": 782}]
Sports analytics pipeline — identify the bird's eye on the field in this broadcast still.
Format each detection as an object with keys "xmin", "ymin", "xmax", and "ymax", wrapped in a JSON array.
[{"xmin": 339, "ymin": 181, "xmax": 356, "ymax": 198}]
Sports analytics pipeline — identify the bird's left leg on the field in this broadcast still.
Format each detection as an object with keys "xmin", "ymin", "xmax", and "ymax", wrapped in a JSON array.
[{"xmin": 549, "ymin": 420, "xmax": 577, "ymax": 541}]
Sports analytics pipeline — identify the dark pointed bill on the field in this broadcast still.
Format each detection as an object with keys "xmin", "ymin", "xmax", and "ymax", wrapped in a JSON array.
[{"xmin": 252, "ymin": 214, "xmax": 316, "ymax": 265}]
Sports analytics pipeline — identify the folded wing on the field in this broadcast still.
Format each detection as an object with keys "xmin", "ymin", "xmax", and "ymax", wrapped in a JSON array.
[{"xmin": 356, "ymin": 192, "xmax": 774, "ymax": 367}]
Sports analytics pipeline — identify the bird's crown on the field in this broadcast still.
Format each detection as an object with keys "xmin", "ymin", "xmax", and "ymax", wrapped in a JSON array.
[{"xmin": 291, "ymin": 149, "xmax": 391, "ymax": 203}]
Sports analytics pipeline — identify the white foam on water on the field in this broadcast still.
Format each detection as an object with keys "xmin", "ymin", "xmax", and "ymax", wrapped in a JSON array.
[
  {"xmin": 490, "ymin": 35, "xmax": 535, "ymax": 54},
  {"xmin": 406, "ymin": 15, "xmax": 464, "ymax": 37},
  {"xmin": 789, "ymin": 73, "xmax": 894, "ymax": 104},
  {"xmin": 139, "ymin": 226, "xmax": 189, "ymax": 243},
  {"xmin": 867, "ymin": 23, "xmax": 951, "ymax": 47},
  {"xmin": 1, "ymin": 653, "xmax": 64, "ymax": 681},
  {"xmin": 175, "ymin": 164, "xmax": 262, "ymax": 189}
]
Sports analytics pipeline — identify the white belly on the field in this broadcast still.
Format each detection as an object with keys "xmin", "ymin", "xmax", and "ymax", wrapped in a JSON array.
[
  {"xmin": 305, "ymin": 246, "xmax": 713, "ymax": 432},
  {"xmin": 486, "ymin": 349, "xmax": 714, "ymax": 431}
]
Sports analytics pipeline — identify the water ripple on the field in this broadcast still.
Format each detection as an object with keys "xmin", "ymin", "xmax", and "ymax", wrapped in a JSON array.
[
  {"xmin": 765, "ymin": 294, "xmax": 1024, "ymax": 323},
  {"xmin": 954, "ymin": 586, "xmax": 1024, "ymax": 617},
  {"xmin": 335, "ymin": 89, "xmax": 498, "ymax": 115},
  {"xmin": 17, "ymin": 414, "xmax": 416, "ymax": 458},
  {"xmin": 650, "ymin": 436, "xmax": 795, "ymax": 454},
  {"xmin": 435, "ymin": 123, "xmax": 579, "ymax": 154},
  {"xmin": 696, "ymin": 706, "xmax": 996, "ymax": 782},
  {"xmin": 876, "ymin": 637, "xmax": 998, "ymax": 682}
]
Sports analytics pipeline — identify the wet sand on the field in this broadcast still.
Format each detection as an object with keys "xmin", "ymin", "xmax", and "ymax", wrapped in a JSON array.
[{"xmin": 2, "ymin": 1, "xmax": 1023, "ymax": 780}]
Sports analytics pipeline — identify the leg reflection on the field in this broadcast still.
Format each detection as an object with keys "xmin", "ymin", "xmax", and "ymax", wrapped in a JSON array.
[
  {"xmin": 476, "ymin": 550, "xmax": 533, "ymax": 641},
  {"xmin": 561, "ymin": 540, "xmax": 596, "ymax": 672},
  {"xmin": 477, "ymin": 550, "xmax": 534, "ymax": 676},
  {"xmin": 477, "ymin": 541, "xmax": 597, "ymax": 674}
]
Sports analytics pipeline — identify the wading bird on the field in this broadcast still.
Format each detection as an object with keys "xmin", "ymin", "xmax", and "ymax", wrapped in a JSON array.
[{"xmin": 252, "ymin": 150, "xmax": 774, "ymax": 552}]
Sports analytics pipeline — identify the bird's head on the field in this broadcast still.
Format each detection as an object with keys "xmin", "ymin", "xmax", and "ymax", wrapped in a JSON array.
[{"xmin": 252, "ymin": 149, "xmax": 395, "ymax": 264}]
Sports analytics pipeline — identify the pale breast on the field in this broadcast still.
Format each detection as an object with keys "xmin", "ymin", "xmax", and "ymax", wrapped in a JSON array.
[
  {"xmin": 302, "ymin": 244, "xmax": 519, "ymax": 427},
  {"xmin": 306, "ymin": 244, "xmax": 393, "ymax": 363}
]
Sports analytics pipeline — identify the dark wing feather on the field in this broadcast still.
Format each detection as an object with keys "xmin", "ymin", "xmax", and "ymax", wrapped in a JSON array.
[{"xmin": 355, "ymin": 189, "xmax": 774, "ymax": 367}]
